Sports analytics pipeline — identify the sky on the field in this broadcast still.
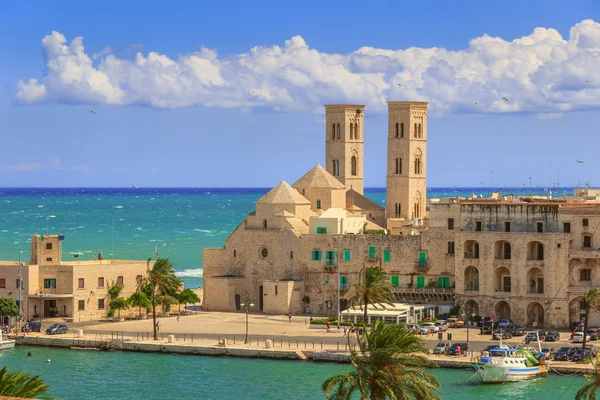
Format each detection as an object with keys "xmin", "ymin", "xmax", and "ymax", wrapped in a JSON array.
[{"xmin": 1, "ymin": 0, "xmax": 600, "ymax": 188}]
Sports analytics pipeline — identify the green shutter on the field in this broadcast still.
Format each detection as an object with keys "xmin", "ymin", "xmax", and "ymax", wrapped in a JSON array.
[
  {"xmin": 444, "ymin": 277, "xmax": 450, "ymax": 289},
  {"xmin": 369, "ymin": 246, "xmax": 376, "ymax": 258},
  {"xmin": 416, "ymin": 276, "xmax": 425, "ymax": 288},
  {"xmin": 322, "ymin": 227, "xmax": 327, "ymax": 234},
  {"xmin": 344, "ymin": 250, "xmax": 351, "ymax": 261},
  {"xmin": 391, "ymin": 276, "xmax": 399, "ymax": 287},
  {"xmin": 316, "ymin": 227, "xmax": 321, "ymax": 234},
  {"xmin": 437, "ymin": 277, "xmax": 443, "ymax": 288},
  {"xmin": 340, "ymin": 276, "xmax": 347, "ymax": 290},
  {"xmin": 312, "ymin": 250, "xmax": 316, "ymax": 260},
  {"xmin": 324, "ymin": 279, "xmax": 328, "ymax": 285},
  {"xmin": 384, "ymin": 251, "xmax": 391, "ymax": 262},
  {"xmin": 316, "ymin": 250, "xmax": 321, "ymax": 260},
  {"xmin": 419, "ymin": 251, "xmax": 427, "ymax": 263}
]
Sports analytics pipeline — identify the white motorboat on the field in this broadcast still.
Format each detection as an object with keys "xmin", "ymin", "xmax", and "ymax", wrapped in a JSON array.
[
  {"xmin": 0, "ymin": 330, "xmax": 15, "ymax": 350},
  {"xmin": 473, "ymin": 331, "xmax": 548, "ymax": 383}
]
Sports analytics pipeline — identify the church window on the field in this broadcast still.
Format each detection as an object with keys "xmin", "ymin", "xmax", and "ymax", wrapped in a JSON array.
[
  {"xmin": 400, "ymin": 123, "xmax": 404, "ymax": 137},
  {"xmin": 351, "ymin": 156, "xmax": 357, "ymax": 176},
  {"xmin": 263, "ymin": 219, "xmax": 267, "ymax": 228},
  {"xmin": 261, "ymin": 248, "xmax": 268, "ymax": 258},
  {"xmin": 233, "ymin": 249, "xmax": 237, "ymax": 258},
  {"xmin": 290, "ymin": 251, "xmax": 293, "ymax": 259},
  {"xmin": 395, "ymin": 123, "xmax": 399, "ymax": 138},
  {"xmin": 332, "ymin": 124, "xmax": 335, "ymax": 139},
  {"xmin": 395, "ymin": 203, "xmax": 401, "ymax": 218},
  {"xmin": 414, "ymin": 202, "xmax": 421, "ymax": 218},
  {"xmin": 414, "ymin": 123, "xmax": 417, "ymax": 138},
  {"xmin": 336, "ymin": 123, "xmax": 340, "ymax": 139},
  {"xmin": 316, "ymin": 200, "xmax": 321, "ymax": 209},
  {"xmin": 355, "ymin": 122, "xmax": 359, "ymax": 139},
  {"xmin": 414, "ymin": 156, "xmax": 422, "ymax": 175},
  {"xmin": 418, "ymin": 123, "xmax": 422, "ymax": 138},
  {"xmin": 350, "ymin": 123, "xmax": 354, "ymax": 139},
  {"xmin": 395, "ymin": 157, "xmax": 402, "ymax": 175}
]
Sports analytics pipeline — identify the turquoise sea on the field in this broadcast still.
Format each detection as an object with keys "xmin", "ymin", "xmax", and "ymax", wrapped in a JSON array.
[
  {"xmin": 0, "ymin": 187, "xmax": 573, "ymax": 290},
  {"xmin": 0, "ymin": 187, "xmax": 586, "ymax": 399},
  {"xmin": 0, "ymin": 346, "xmax": 586, "ymax": 399}
]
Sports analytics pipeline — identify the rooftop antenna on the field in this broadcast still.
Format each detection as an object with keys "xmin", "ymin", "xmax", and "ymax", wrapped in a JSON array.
[
  {"xmin": 557, "ymin": 170, "xmax": 560, "ymax": 188},
  {"xmin": 492, "ymin": 171, "xmax": 494, "ymax": 191},
  {"xmin": 111, "ymin": 219, "xmax": 114, "ymax": 260}
]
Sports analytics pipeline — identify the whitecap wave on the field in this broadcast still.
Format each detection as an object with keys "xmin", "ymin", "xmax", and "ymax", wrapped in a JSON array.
[
  {"xmin": 193, "ymin": 229, "xmax": 212, "ymax": 233},
  {"xmin": 114, "ymin": 205, "xmax": 123, "ymax": 209},
  {"xmin": 175, "ymin": 269, "xmax": 203, "ymax": 278}
]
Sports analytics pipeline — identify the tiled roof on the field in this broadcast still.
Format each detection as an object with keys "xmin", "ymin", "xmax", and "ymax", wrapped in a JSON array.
[
  {"xmin": 257, "ymin": 180, "xmax": 311, "ymax": 205},
  {"xmin": 292, "ymin": 163, "xmax": 345, "ymax": 189}
]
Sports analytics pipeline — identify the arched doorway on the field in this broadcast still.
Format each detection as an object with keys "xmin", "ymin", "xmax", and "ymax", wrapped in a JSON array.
[
  {"xmin": 526, "ymin": 302, "xmax": 545, "ymax": 327},
  {"xmin": 495, "ymin": 301, "xmax": 511, "ymax": 320},
  {"xmin": 527, "ymin": 268, "xmax": 544, "ymax": 294},
  {"xmin": 235, "ymin": 294, "xmax": 241, "ymax": 311},
  {"xmin": 464, "ymin": 266, "xmax": 479, "ymax": 291},
  {"xmin": 495, "ymin": 267, "xmax": 511, "ymax": 293},
  {"xmin": 464, "ymin": 300, "xmax": 480, "ymax": 321}
]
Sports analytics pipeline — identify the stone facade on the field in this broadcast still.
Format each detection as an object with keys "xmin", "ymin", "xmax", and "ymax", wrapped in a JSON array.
[
  {"xmin": 203, "ymin": 100, "xmax": 600, "ymax": 329},
  {"xmin": 0, "ymin": 235, "xmax": 150, "ymax": 322}
]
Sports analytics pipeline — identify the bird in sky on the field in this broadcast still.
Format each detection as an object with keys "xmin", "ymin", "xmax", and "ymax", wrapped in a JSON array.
[
  {"xmin": 396, "ymin": 83, "xmax": 406, "ymax": 87},
  {"xmin": 577, "ymin": 160, "xmax": 585, "ymax": 164},
  {"xmin": 502, "ymin": 97, "xmax": 508, "ymax": 102},
  {"xmin": 88, "ymin": 110, "xmax": 97, "ymax": 115},
  {"xmin": 586, "ymin": 80, "xmax": 592, "ymax": 83},
  {"xmin": 474, "ymin": 101, "xmax": 483, "ymax": 105}
]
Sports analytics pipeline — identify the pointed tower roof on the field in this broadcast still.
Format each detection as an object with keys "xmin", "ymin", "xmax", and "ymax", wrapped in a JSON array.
[
  {"xmin": 257, "ymin": 180, "xmax": 311, "ymax": 205},
  {"xmin": 292, "ymin": 163, "xmax": 346, "ymax": 189},
  {"xmin": 274, "ymin": 209, "xmax": 296, "ymax": 217}
]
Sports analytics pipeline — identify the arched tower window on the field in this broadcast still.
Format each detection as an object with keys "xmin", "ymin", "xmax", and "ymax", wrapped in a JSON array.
[
  {"xmin": 233, "ymin": 249, "xmax": 237, "ymax": 258},
  {"xmin": 336, "ymin": 123, "xmax": 340, "ymax": 139},
  {"xmin": 351, "ymin": 156, "xmax": 357, "ymax": 176},
  {"xmin": 355, "ymin": 122, "xmax": 359, "ymax": 139},
  {"xmin": 263, "ymin": 219, "xmax": 267, "ymax": 228},
  {"xmin": 395, "ymin": 123, "xmax": 399, "ymax": 138},
  {"xmin": 332, "ymin": 160, "xmax": 340, "ymax": 177},
  {"xmin": 418, "ymin": 123, "xmax": 422, "ymax": 138},
  {"xmin": 395, "ymin": 157, "xmax": 402, "ymax": 174},
  {"xmin": 414, "ymin": 123, "xmax": 418, "ymax": 138},
  {"xmin": 400, "ymin": 123, "xmax": 404, "ymax": 138},
  {"xmin": 413, "ymin": 156, "xmax": 422, "ymax": 175},
  {"xmin": 332, "ymin": 124, "xmax": 336, "ymax": 139},
  {"xmin": 350, "ymin": 123, "xmax": 354, "ymax": 139},
  {"xmin": 395, "ymin": 203, "xmax": 401, "ymax": 218},
  {"xmin": 316, "ymin": 200, "xmax": 321, "ymax": 209},
  {"xmin": 290, "ymin": 251, "xmax": 294, "ymax": 260}
]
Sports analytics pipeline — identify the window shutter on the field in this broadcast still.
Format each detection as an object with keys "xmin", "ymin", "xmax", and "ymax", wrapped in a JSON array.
[
  {"xmin": 384, "ymin": 251, "xmax": 391, "ymax": 262},
  {"xmin": 391, "ymin": 276, "xmax": 399, "ymax": 287},
  {"xmin": 344, "ymin": 250, "xmax": 351, "ymax": 262}
]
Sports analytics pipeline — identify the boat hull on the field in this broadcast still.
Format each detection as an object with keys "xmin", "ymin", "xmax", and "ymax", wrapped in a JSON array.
[
  {"xmin": 0, "ymin": 340, "xmax": 15, "ymax": 350},
  {"xmin": 474, "ymin": 363, "xmax": 547, "ymax": 383}
]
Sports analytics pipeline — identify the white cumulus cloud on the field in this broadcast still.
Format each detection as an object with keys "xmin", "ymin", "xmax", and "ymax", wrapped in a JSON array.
[{"xmin": 15, "ymin": 20, "xmax": 600, "ymax": 114}]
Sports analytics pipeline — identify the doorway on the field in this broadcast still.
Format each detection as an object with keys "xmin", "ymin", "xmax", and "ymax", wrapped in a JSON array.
[
  {"xmin": 44, "ymin": 300, "xmax": 57, "ymax": 317},
  {"xmin": 259, "ymin": 286, "xmax": 263, "ymax": 311}
]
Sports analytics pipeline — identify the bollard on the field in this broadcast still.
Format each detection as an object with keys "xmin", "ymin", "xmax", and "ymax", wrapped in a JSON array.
[
  {"xmin": 184, "ymin": 334, "xmax": 186, "ymax": 342},
  {"xmin": 337, "ymin": 342, "xmax": 339, "ymax": 351},
  {"xmin": 288, "ymin": 339, "xmax": 290, "ymax": 347},
  {"xmin": 296, "ymin": 340, "xmax": 298, "ymax": 348},
  {"xmin": 304, "ymin": 340, "xmax": 306, "ymax": 349},
  {"xmin": 234, "ymin": 337, "xmax": 236, "ymax": 344},
  {"xmin": 122, "ymin": 331, "xmax": 124, "ymax": 340},
  {"xmin": 313, "ymin": 340, "xmax": 315, "ymax": 349},
  {"xmin": 192, "ymin": 334, "xmax": 194, "ymax": 343},
  {"xmin": 111, "ymin": 332, "xmax": 114, "ymax": 340},
  {"xmin": 321, "ymin": 341, "xmax": 323, "ymax": 350}
]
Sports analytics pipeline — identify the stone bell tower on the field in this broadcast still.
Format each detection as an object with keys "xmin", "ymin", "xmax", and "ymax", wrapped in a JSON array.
[
  {"xmin": 386, "ymin": 101, "xmax": 428, "ymax": 226},
  {"xmin": 325, "ymin": 104, "xmax": 365, "ymax": 194}
]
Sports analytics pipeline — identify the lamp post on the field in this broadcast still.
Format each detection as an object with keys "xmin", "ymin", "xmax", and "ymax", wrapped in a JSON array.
[
  {"xmin": 463, "ymin": 308, "xmax": 476, "ymax": 348},
  {"xmin": 334, "ymin": 233, "xmax": 342, "ymax": 329},
  {"xmin": 240, "ymin": 302, "xmax": 254, "ymax": 344},
  {"xmin": 18, "ymin": 251, "xmax": 22, "ymax": 333},
  {"xmin": 38, "ymin": 291, "xmax": 45, "ymax": 330}
]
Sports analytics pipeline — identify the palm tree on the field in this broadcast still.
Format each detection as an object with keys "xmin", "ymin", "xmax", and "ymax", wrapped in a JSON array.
[
  {"xmin": 128, "ymin": 291, "xmax": 152, "ymax": 317},
  {"xmin": 349, "ymin": 266, "xmax": 395, "ymax": 323},
  {"xmin": 581, "ymin": 288, "xmax": 600, "ymax": 354},
  {"xmin": 0, "ymin": 366, "xmax": 50, "ymax": 398},
  {"xmin": 322, "ymin": 319, "xmax": 440, "ymax": 400},
  {"xmin": 146, "ymin": 258, "xmax": 181, "ymax": 340}
]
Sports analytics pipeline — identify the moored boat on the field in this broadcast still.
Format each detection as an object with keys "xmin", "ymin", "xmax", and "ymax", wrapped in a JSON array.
[{"xmin": 0, "ymin": 330, "xmax": 15, "ymax": 350}]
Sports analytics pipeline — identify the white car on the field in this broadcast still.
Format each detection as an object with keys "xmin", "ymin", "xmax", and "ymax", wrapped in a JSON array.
[
  {"xmin": 573, "ymin": 332, "xmax": 591, "ymax": 343},
  {"xmin": 435, "ymin": 321, "xmax": 449, "ymax": 331},
  {"xmin": 420, "ymin": 322, "xmax": 439, "ymax": 333}
]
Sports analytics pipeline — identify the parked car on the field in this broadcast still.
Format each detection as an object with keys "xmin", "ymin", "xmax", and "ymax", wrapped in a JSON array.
[
  {"xmin": 415, "ymin": 327, "xmax": 429, "ymax": 335},
  {"xmin": 447, "ymin": 343, "xmax": 468, "ymax": 356},
  {"xmin": 435, "ymin": 320, "xmax": 449, "ymax": 332},
  {"xmin": 481, "ymin": 322, "xmax": 494, "ymax": 335},
  {"xmin": 571, "ymin": 346, "xmax": 597, "ymax": 362},
  {"xmin": 554, "ymin": 346, "xmax": 578, "ymax": 361},
  {"xmin": 541, "ymin": 348, "xmax": 555, "ymax": 358},
  {"xmin": 587, "ymin": 329, "xmax": 600, "ymax": 341},
  {"xmin": 545, "ymin": 331, "xmax": 561, "ymax": 342},
  {"xmin": 571, "ymin": 327, "xmax": 584, "ymax": 340},
  {"xmin": 46, "ymin": 323, "xmax": 68, "ymax": 335},
  {"xmin": 511, "ymin": 324, "xmax": 526, "ymax": 336},
  {"xmin": 22, "ymin": 321, "xmax": 41, "ymax": 333},
  {"xmin": 497, "ymin": 319, "xmax": 514, "ymax": 329},
  {"xmin": 420, "ymin": 322, "xmax": 439, "ymax": 333},
  {"xmin": 433, "ymin": 342, "xmax": 450, "ymax": 355},
  {"xmin": 447, "ymin": 318, "xmax": 464, "ymax": 328},
  {"xmin": 492, "ymin": 330, "xmax": 513, "ymax": 340},
  {"xmin": 573, "ymin": 332, "xmax": 591, "ymax": 343}
]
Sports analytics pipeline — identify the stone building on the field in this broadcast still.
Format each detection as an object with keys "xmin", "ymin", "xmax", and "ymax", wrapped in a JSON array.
[
  {"xmin": 203, "ymin": 100, "xmax": 600, "ymax": 328},
  {"xmin": 0, "ymin": 234, "xmax": 150, "ymax": 323}
]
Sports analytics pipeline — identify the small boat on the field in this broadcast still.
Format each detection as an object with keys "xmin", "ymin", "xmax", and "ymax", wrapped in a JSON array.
[
  {"xmin": 0, "ymin": 330, "xmax": 15, "ymax": 350},
  {"xmin": 473, "ymin": 331, "xmax": 548, "ymax": 383},
  {"xmin": 132, "ymin": 184, "xmax": 139, "ymax": 189}
]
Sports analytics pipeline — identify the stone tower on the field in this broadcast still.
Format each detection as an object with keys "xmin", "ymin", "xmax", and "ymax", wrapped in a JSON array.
[
  {"xmin": 386, "ymin": 101, "xmax": 428, "ymax": 226},
  {"xmin": 325, "ymin": 104, "xmax": 365, "ymax": 195}
]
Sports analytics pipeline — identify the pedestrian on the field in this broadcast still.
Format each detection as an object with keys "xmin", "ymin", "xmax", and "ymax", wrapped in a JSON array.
[
  {"xmin": 343, "ymin": 326, "xmax": 347, "ymax": 336},
  {"xmin": 288, "ymin": 313, "xmax": 292, "ymax": 323},
  {"xmin": 456, "ymin": 344, "xmax": 461, "ymax": 358},
  {"xmin": 156, "ymin": 321, "xmax": 160, "ymax": 332},
  {"xmin": 326, "ymin": 322, "xmax": 330, "ymax": 333},
  {"xmin": 177, "ymin": 315, "xmax": 180, "ymax": 322}
]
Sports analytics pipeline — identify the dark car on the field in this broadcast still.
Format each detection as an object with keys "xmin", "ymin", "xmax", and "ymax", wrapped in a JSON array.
[
  {"xmin": 571, "ymin": 346, "xmax": 597, "ymax": 362},
  {"xmin": 541, "ymin": 348, "xmax": 555, "ymax": 358},
  {"xmin": 554, "ymin": 346, "xmax": 578, "ymax": 361},
  {"xmin": 481, "ymin": 323, "xmax": 494, "ymax": 335},
  {"xmin": 492, "ymin": 330, "xmax": 512, "ymax": 340},
  {"xmin": 587, "ymin": 329, "xmax": 600, "ymax": 341},
  {"xmin": 512, "ymin": 324, "xmax": 526, "ymax": 336},
  {"xmin": 447, "ymin": 343, "xmax": 468, "ymax": 356},
  {"xmin": 545, "ymin": 331, "xmax": 561, "ymax": 342},
  {"xmin": 46, "ymin": 323, "xmax": 68, "ymax": 335},
  {"xmin": 525, "ymin": 330, "xmax": 545, "ymax": 343},
  {"xmin": 22, "ymin": 321, "xmax": 41, "ymax": 333}
]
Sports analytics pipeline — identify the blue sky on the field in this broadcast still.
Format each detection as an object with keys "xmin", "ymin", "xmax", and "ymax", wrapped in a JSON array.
[{"xmin": 1, "ymin": 0, "xmax": 599, "ymax": 188}]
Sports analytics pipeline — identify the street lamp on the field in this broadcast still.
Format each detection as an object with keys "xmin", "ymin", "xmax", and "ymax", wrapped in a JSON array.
[
  {"xmin": 334, "ymin": 233, "xmax": 342, "ymax": 329},
  {"xmin": 462, "ymin": 308, "xmax": 477, "ymax": 348},
  {"xmin": 240, "ymin": 302, "xmax": 254, "ymax": 344},
  {"xmin": 38, "ymin": 291, "xmax": 45, "ymax": 330}
]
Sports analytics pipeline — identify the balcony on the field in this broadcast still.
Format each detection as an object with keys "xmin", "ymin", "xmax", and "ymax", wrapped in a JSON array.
[
  {"xmin": 394, "ymin": 287, "xmax": 455, "ymax": 295},
  {"xmin": 340, "ymin": 282, "xmax": 349, "ymax": 291},
  {"xmin": 414, "ymin": 261, "xmax": 428, "ymax": 269},
  {"xmin": 325, "ymin": 259, "xmax": 336, "ymax": 266},
  {"xmin": 323, "ymin": 265, "xmax": 337, "ymax": 273},
  {"xmin": 364, "ymin": 254, "xmax": 380, "ymax": 261}
]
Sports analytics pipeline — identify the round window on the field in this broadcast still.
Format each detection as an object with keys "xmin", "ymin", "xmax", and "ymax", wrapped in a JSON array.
[{"xmin": 261, "ymin": 248, "xmax": 268, "ymax": 258}]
